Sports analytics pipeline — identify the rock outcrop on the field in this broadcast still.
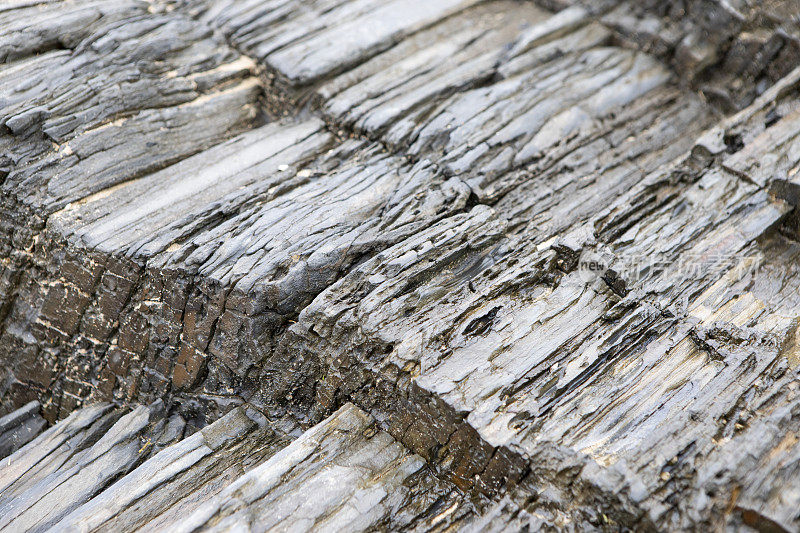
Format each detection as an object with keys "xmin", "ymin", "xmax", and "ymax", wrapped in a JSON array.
[{"xmin": 1, "ymin": 0, "xmax": 799, "ymax": 530}]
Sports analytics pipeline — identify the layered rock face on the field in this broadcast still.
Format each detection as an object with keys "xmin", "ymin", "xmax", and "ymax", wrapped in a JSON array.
[
  {"xmin": 1, "ymin": 0, "xmax": 799, "ymax": 530},
  {"xmin": 0, "ymin": 401, "xmax": 476, "ymax": 532}
]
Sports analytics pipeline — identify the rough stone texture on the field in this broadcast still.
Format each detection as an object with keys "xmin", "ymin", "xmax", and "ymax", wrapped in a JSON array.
[
  {"xmin": 0, "ymin": 402, "xmax": 475, "ymax": 533},
  {"xmin": 0, "ymin": 400, "xmax": 46, "ymax": 459},
  {"xmin": 50, "ymin": 405, "xmax": 297, "ymax": 532},
  {"xmin": 524, "ymin": 1, "xmax": 800, "ymax": 112},
  {"xmin": 175, "ymin": 402, "xmax": 473, "ymax": 532},
  {"xmin": 0, "ymin": 0, "xmax": 263, "ymax": 423},
  {"xmin": 0, "ymin": 0, "xmax": 799, "ymax": 530},
  {"xmin": 0, "ymin": 401, "xmax": 183, "ymax": 532}
]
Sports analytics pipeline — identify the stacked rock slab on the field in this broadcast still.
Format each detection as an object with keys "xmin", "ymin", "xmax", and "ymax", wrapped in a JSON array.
[
  {"xmin": 1, "ymin": 0, "xmax": 800, "ymax": 530},
  {"xmin": 0, "ymin": 402, "xmax": 475, "ymax": 533},
  {"xmin": 285, "ymin": 66, "xmax": 800, "ymax": 530},
  {"xmin": 0, "ymin": 0, "xmax": 712, "ymax": 424},
  {"xmin": 0, "ymin": 401, "xmax": 185, "ymax": 532},
  {"xmin": 0, "ymin": 401, "xmax": 46, "ymax": 459}
]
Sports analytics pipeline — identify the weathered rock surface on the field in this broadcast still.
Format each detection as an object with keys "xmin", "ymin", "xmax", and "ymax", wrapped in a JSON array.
[
  {"xmin": 0, "ymin": 401, "xmax": 474, "ymax": 533},
  {"xmin": 0, "ymin": 400, "xmax": 46, "ymax": 459},
  {"xmin": 1, "ymin": 0, "xmax": 799, "ymax": 530},
  {"xmin": 49, "ymin": 404, "xmax": 296, "ymax": 533},
  {"xmin": 174, "ymin": 402, "xmax": 472, "ymax": 532},
  {"xmin": 0, "ymin": 401, "xmax": 182, "ymax": 532}
]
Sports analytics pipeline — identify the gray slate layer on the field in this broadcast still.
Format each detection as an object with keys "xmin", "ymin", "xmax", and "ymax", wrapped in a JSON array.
[
  {"xmin": 0, "ymin": 0, "xmax": 799, "ymax": 530},
  {"xmin": 0, "ymin": 401, "xmax": 46, "ymax": 459},
  {"xmin": 0, "ymin": 402, "xmax": 474, "ymax": 533}
]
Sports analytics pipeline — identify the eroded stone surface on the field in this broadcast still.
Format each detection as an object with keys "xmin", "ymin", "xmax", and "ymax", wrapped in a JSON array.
[
  {"xmin": 50, "ymin": 405, "xmax": 296, "ymax": 532},
  {"xmin": 0, "ymin": 402, "xmax": 474, "ymax": 533},
  {"xmin": 0, "ymin": 400, "xmax": 46, "ymax": 459},
  {"xmin": 0, "ymin": 401, "xmax": 182, "ymax": 532},
  {"xmin": 176, "ymin": 403, "xmax": 473, "ymax": 532},
  {"xmin": 1, "ymin": 0, "xmax": 799, "ymax": 530}
]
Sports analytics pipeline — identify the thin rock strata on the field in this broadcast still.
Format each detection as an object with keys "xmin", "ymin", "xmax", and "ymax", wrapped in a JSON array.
[
  {"xmin": 0, "ymin": 402, "xmax": 474, "ymax": 533},
  {"xmin": 0, "ymin": 400, "xmax": 46, "ymax": 458},
  {"xmin": 0, "ymin": 0, "xmax": 799, "ymax": 531}
]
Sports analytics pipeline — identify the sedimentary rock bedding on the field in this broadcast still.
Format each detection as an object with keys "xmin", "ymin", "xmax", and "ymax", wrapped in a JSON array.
[
  {"xmin": 0, "ymin": 401, "xmax": 476, "ymax": 532},
  {"xmin": 1, "ymin": 0, "xmax": 799, "ymax": 530}
]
